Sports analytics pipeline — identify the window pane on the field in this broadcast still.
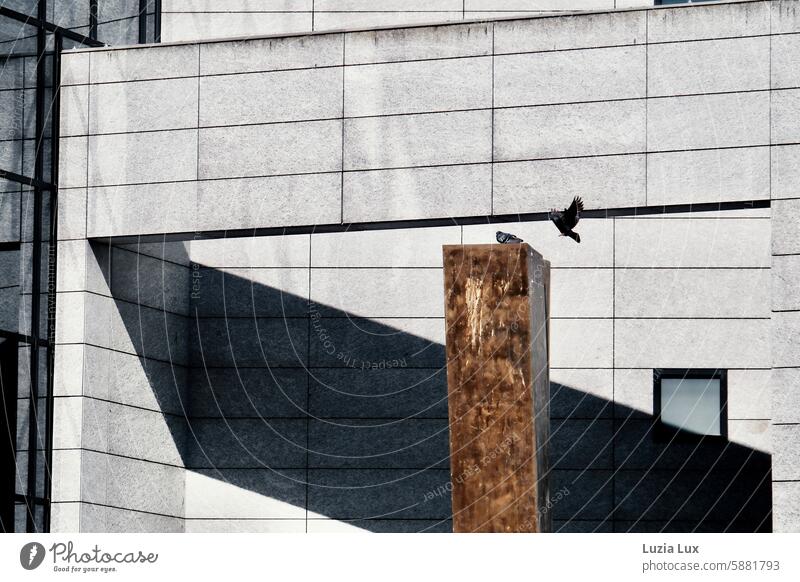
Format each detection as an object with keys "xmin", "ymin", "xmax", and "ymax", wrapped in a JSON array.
[
  {"xmin": 3, "ymin": 1, "xmax": 38, "ymax": 18},
  {"xmin": 14, "ymin": 501, "xmax": 27, "ymax": 532},
  {"xmin": 661, "ymin": 377, "xmax": 721, "ymax": 436},
  {"xmin": 49, "ymin": 1, "xmax": 92, "ymax": 33},
  {"xmin": 0, "ymin": 12, "xmax": 37, "ymax": 56}
]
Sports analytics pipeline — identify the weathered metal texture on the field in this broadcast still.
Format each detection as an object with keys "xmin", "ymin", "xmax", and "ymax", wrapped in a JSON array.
[{"xmin": 442, "ymin": 243, "xmax": 550, "ymax": 533}]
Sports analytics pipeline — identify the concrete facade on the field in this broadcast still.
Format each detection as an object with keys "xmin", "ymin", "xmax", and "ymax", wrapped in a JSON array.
[
  {"xmin": 160, "ymin": 0, "xmax": 655, "ymax": 42},
  {"xmin": 50, "ymin": 214, "xmax": 775, "ymax": 533},
  {"xmin": 58, "ymin": 1, "xmax": 788, "ymax": 236},
  {"xmin": 771, "ymin": 0, "xmax": 800, "ymax": 534},
  {"xmin": 41, "ymin": 0, "xmax": 800, "ymax": 532}
]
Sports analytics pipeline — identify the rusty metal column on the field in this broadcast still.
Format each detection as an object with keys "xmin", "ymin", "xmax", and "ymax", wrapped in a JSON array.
[{"xmin": 442, "ymin": 243, "xmax": 551, "ymax": 533}]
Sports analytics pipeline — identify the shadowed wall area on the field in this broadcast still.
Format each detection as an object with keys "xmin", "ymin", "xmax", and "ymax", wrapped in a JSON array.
[{"xmin": 49, "ymin": 221, "xmax": 771, "ymax": 533}]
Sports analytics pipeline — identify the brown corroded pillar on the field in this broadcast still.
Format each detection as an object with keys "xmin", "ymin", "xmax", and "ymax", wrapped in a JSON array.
[{"xmin": 442, "ymin": 243, "xmax": 551, "ymax": 532}]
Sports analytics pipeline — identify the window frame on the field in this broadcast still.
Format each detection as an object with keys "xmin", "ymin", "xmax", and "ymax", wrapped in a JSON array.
[{"xmin": 652, "ymin": 368, "xmax": 728, "ymax": 442}]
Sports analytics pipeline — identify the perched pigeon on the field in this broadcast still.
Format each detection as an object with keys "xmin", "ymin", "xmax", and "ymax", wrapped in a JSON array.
[
  {"xmin": 496, "ymin": 231, "xmax": 524, "ymax": 244},
  {"xmin": 549, "ymin": 196, "xmax": 584, "ymax": 243}
]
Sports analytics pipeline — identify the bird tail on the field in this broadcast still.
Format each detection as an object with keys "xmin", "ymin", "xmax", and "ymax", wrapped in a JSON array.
[{"xmin": 567, "ymin": 231, "xmax": 580, "ymax": 243}]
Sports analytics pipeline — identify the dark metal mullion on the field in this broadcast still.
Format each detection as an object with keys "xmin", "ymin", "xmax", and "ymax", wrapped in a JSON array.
[
  {"xmin": 0, "ymin": 169, "xmax": 55, "ymax": 190},
  {"xmin": 0, "ymin": 329, "xmax": 48, "ymax": 347},
  {"xmin": 0, "ymin": 242, "xmax": 21, "ymax": 252},
  {"xmin": 14, "ymin": 493, "xmax": 48, "ymax": 505},
  {"xmin": 139, "ymin": 0, "xmax": 148, "ymax": 44},
  {"xmin": 48, "ymin": 37, "xmax": 60, "ymax": 197},
  {"xmin": 25, "ymin": 0, "xmax": 47, "ymax": 533},
  {"xmin": 89, "ymin": 0, "xmax": 98, "ymax": 41},
  {"xmin": 154, "ymin": 0, "xmax": 162, "ymax": 43},
  {"xmin": 42, "ymin": 31, "xmax": 62, "ymax": 534}
]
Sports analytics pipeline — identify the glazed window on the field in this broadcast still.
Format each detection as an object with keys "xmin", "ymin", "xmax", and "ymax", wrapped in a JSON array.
[{"xmin": 653, "ymin": 369, "xmax": 727, "ymax": 440}]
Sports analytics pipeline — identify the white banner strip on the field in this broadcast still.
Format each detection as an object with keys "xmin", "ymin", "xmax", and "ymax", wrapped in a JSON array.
[{"xmin": 2, "ymin": 533, "xmax": 798, "ymax": 581}]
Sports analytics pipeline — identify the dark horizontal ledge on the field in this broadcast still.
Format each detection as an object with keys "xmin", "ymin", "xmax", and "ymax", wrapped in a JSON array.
[
  {"xmin": 94, "ymin": 199, "xmax": 771, "ymax": 245},
  {"xmin": 0, "ymin": 241, "xmax": 22, "ymax": 252},
  {"xmin": 183, "ymin": 520, "xmax": 452, "ymax": 528},
  {"xmin": 0, "ymin": 328, "xmax": 49, "ymax": 347},
  {"xmin": 0, "ymin": 168, "xmax": 55, "ymax": 190}
]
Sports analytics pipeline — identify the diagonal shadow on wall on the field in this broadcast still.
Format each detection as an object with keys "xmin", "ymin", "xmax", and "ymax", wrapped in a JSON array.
[{"xmin": 90, "ymin": 240, "xmax": 771, "ymax": 533}]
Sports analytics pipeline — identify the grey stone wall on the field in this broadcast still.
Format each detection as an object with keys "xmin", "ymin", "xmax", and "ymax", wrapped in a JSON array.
[
  {"xmin": 184, "ymin": 233, "xmax": 453, "ymax": 533},
  {"xmin": 51, "ymin": 239, "xmax": 191, "ymax": 532},
  {"xmin": 58, "ymin": 0, "xmax": 785, "ymax": 238},
  {"xmin": 50, "ymin": 0, "xmax": 796, "ymax": 532},
  {"xmin": 160, "ymin": 0, "xmax": 654, "ymax": 42},
  {"xmin": 50, "ymin": 209, "xmax": 773, "ymax": 533},
  {"xmin": 466, "ymin": 212, "xmax": 772, "ymax": 533},
  {"xmin": 58, "ymin": 206, "xmax": 774, "ymax": 533},
  {"xmin": 770, "ymin": 0, "xmax": 800, "ymax": 534},
  {"xmin": 771, "ymin": 201, "xmax": 800, "ymax": 533}
]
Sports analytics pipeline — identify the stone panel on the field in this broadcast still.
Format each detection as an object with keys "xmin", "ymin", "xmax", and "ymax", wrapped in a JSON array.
[
  {"xmin": 199, "ymin": 33, "xmax": 343, "ymax": 76},
  {"xmin": 493, "ymin": 9, "xmax": 645, "ymax": 54},
  {"xmin": 198, "ymin": 120, "xmax": 341, "ymax": 179},
  {"xmin": 647, "ymin": 0, "xmax": 769, "ymax": 43},
  {"xmin": 199, "ymin": 67, "xmax": 342, "ymax": 127},
  {"xmin": 89, "ymin": 130, "xmax": 198, "ymax": 186},
  {"xmin": 345, "ymin": 22, "xmax": 491, "ymax": 65},
  {"xmin": 615, "ymin": 217, "xmax": 771, "ymax": 268},
  {"xmin": 311, "ymin": 226, "xmax": 460, "ymax": 268},
  {"xmin": 494, "ymin": 155, "xmax": 646, "ymax": 214},
  {"xmin": 90, "ymin": 78, "xmax": 199, "ymax": 134},
  {"xmin": 648, "ymin": 37, "xmax": 769, "ymax": 97},
  {"xmin": 90, "ymin": 44, "xmax": 199, "ymax": 84},
  {"xmin": 495, "ymin": 45, "xmax": 645, "ymax": 107},
  {"xmin": 495, "ymin": 100, "xmax": 646, "ymax": 160},
  {"xmin": 344, "ymin": 57, "xmax": 491, "ymax": 117},
  {"xmin": 615, "ymin": 268, "xmax": 770, "ymax": 318},
  {"xmin": 647, "ymin": 147, "xmax": 770, "ymax": 205},
  {"xmin": 648, "ymin": 92, "xmax": 770, "ymax": 152},
  {"xmin": 311, "ymin": 268, "xmax": 444, "ymax": 318},
  {"xmin": 344, "ymin": 110, "xmax": 491, "ymax": 171},
  {"xmin": 196, "ymin": 173, "xmax": 342, "ymax": 231},
  {"xmin": 615, "ymin": 319, "xmax": 770, "ymax": 369},
  {"xmin": 343, "ymin": 164, "xmax": 491, "ymax": 223}
]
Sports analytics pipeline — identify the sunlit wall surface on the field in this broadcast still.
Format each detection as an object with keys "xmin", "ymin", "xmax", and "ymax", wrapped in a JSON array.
[{"xmin": 159, "ymin": 0, "xmax": 658, "ymax": 43}]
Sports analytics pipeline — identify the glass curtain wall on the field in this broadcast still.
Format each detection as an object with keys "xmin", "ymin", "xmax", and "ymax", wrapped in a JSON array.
[{"xmin": 0, "ymin": 0, "xmax": 160, "ymax": 533}]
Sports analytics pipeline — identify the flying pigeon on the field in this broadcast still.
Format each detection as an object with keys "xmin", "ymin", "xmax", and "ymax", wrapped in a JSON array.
[
  {"xmin": 496, "ymin": 231, "xmax": 524, "ymax": 244},
  {"xmin": 549, "ymin": 196, "xmax": 584, "ymax": 243}
]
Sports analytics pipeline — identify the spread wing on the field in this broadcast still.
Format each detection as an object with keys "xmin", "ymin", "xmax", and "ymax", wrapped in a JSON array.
[{"xmin": 562, "ymin": 196, "xmax": 583, "ymax": 229}]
